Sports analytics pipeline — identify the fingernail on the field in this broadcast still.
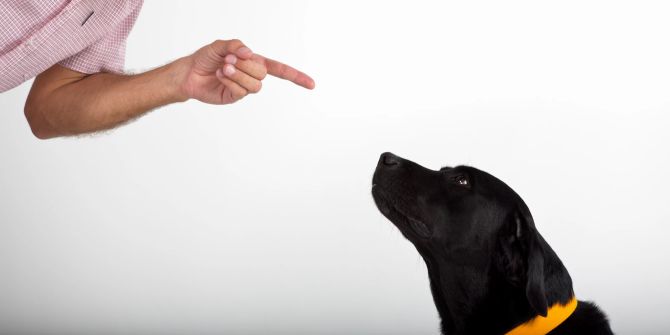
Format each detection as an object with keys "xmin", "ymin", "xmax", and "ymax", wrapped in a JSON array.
[
  {"xmin": 223, "ymin": 64, "xmax": 236, "ymax": 76},
  {"xmin": 237, "ymin": 47, "xmax": 252, "ymax": 57},
  {"xmin": 224, "ymin": 54, "xmax": 237, "ymax": 65}
]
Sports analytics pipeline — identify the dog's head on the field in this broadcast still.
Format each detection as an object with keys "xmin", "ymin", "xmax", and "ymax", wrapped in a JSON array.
[{"xmin": 372, "ymin": 152, "xmax": 568, "ymax": 320}]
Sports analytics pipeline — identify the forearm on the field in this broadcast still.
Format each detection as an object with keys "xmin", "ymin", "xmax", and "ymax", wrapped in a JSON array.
[
  {"xmin": 25, "ymin": 60, "xmax": 188, "ymax": 139},
  {"xmin": 23, "ymin": 38, "xmax": 315, "ymax": 139}
]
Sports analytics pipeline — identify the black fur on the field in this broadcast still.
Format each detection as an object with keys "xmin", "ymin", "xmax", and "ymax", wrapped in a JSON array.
[{"xmin": 371, "ymin": 152, "xmax": 613, "ymax": 335}]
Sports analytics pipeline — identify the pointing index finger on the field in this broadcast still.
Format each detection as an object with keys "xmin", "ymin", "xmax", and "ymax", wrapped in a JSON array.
[{"xmin": 252, "ymin": 54, "xmax": 315, "ymax": 90}]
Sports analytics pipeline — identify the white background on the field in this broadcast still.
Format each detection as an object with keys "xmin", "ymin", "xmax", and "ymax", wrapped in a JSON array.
[{"xmin": 1, "ymin": 1, "xmax": 669, "ymax": 334}]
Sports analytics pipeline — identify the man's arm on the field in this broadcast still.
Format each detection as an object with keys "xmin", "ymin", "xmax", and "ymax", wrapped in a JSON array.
[
  {"xmin": 24, "ymin": 39, "xmax": 315, "ymax": 139},
  {"xmin": 25, "ymin": 62, "xmax": 185, "ymax": 139}
]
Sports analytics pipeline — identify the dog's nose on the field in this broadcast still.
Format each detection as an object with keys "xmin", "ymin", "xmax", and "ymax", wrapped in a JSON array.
[{"xmin": 379, "ymin": 152, "xmax": 401, "ymax": 167}]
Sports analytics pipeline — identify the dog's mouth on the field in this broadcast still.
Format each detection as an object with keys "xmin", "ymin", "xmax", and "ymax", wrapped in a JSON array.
[{"xmin": 372, "ymin": 185, "xmax": 433, "ymax": 239}]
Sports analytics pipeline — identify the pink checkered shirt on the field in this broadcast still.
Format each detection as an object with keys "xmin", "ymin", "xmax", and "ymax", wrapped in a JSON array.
[{"xmin": 0, "ymin": 0, "xmax": 143, "ymax": 93}]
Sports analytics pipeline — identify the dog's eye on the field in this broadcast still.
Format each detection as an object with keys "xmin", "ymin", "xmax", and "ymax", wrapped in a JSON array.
[{"xmin": 450, "ymin": 174, "xmax": 470, "ymax": 188}]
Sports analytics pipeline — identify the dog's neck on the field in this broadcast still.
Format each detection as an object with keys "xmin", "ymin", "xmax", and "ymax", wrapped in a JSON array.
[{"xmin": 419, "ymin": 243, "xmax": 574, "ymax": 335}]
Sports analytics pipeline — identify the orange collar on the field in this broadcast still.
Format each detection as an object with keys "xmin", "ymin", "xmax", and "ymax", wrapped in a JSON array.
[{"xmin": 505, "ymin": 297, "xmax": 578, "ymax": 335}]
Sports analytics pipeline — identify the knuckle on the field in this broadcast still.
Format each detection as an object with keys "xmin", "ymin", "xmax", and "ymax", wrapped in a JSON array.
[
  {"xmin": 228, "ymin": 39, "xmax": 243, "ymax": 48},
  {"xmin": 208, "ymin": 40, "xmax": 226, "ymax": 57},
  {"xmin": 250, "ymin": 81, "xmax": 262, "ymax": 93},
  {"xmin": 233, "ymin": 89, "xmax": 247, "ymax": 101}
]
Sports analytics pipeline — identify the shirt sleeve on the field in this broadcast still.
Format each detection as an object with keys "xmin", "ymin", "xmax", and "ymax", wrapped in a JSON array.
[{"xmin": 58, "ymin": 0, "xmax": 143, "ymax": 74}]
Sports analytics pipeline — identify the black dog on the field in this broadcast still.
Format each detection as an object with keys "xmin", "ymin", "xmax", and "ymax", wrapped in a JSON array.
[{"xmin": 371, "ymin": 152, "xmax": 613, "ymax": 335}]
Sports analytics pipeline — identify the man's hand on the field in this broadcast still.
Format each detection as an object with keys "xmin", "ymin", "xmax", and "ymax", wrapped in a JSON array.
[
  {"xmin": 175, "ymin": 39, "xmax": 315, "ymax": 104},
  {"xmin": 24, "ymin": 39, "xmax": 315, "ymax": 139}
]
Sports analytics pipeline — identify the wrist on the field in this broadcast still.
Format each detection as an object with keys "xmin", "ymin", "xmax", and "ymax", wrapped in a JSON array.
[{"xmin": 165, "ymin": 57, "xmax": 192, "ymax": 103}]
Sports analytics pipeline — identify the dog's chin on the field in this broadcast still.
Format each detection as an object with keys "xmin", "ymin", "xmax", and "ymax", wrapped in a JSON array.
[{"xmin": 372, "ymin": 185, "xmax": 433, "ymax": 239}]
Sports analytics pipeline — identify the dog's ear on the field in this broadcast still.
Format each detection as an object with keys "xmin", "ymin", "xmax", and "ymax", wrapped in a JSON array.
[
  {"xmin": 497, "ymin": 208, "xmax": 548, "ymax": 317},
  {"xmin": 517, "ymin": 210, "xmax": 549, "ymax": 317}
]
